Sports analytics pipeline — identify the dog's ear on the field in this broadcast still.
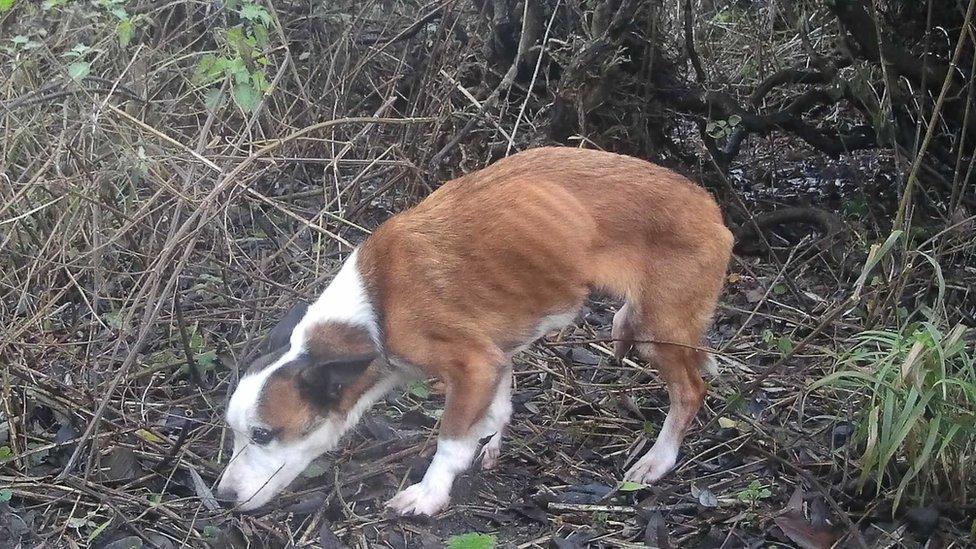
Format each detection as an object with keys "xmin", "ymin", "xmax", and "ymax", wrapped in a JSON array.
[
  {"xmin": 295, "ymin": 354, "xmax": 376, "ymax": 408},
  {"xmin": 264, "ymin": 302, "xmax": 309, "ymax": 352}
]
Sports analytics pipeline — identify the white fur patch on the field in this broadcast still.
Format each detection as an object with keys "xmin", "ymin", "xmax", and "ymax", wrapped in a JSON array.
[
  {"xmin": 624, "ymin": 412, "xmax": 681, "ymax": 484},
  {"xmin": 701, "ymin": 354, "xmax": 719, "ymax": 377},
  {"xmin": 218, "ymin": 249, "xmax": 388, "ymax": 511},
  {"xmin": 386, "ymin": 437, "xmax": 479, "ymax": 516},
  {"xmin": 295, "ymin": 249, "xmax": 378, "ymax": 346},
  {"xmin": 531, "ymin": 310, "xmax": 578, "ymax": 340}
]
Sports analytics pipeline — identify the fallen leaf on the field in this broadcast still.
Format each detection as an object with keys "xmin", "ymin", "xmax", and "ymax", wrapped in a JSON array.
[
  {"xmin": 718, "ymin": 417, "xmax": 738, "ymax": 429},
  {"xmin": 100, "ymin": 536, "xmax": 141, "ymax": 549},
  {"xmin": 618, "ymin": 481, "xmax": 646, "ymax": 492},
  {"xmin": 319, "ymin": 521, "xmax": 346, "ymax": 549},
  {"xmin": 99, "ymin": 447, "xmax": 140, "ymax": 482},
  {"xmin": 187, "ymin": 467, "xmax": 218, "ymax": 511},
  {"xmin": 643, "ymin": 511, "xmax": 673, "ymax": 548},
  {"xmin": 745, "ymin": 287, "xmax": 765, "ymax": 303},
  {"xmin": 906, "ymin": 506, "xmax": 940, "ymax": 538},
  {"xmin": 691, "ymin": 484, "xmax": 719, "ymax": 508},
  {"xmin": 774, "ymin": 514, "xmax": 839, "ymax": 549},
  {"xmin": 302, "ymin": 460, "xmax": 329, "ymax": 479},
  {"xmin": 550, "ymin": 538, "xmax": 585, "ymax": 549},
  {"xmin": 135, "ymin": 429, "xmax": 164, "ymax": 444}
]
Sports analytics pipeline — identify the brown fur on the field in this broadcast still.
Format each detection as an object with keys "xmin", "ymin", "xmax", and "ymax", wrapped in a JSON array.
[
  {"xmin": 258, "ymin": 321, "xmax": 379, "ymax": 440},
  {"xmin": 259, "ymin": 373, "xmax": 313, "ymax": 440},
  {"xmin": 304, "ymin": 321, "xmax": 375, "ymax": 357},
  {"xmin": 357, "ymin": 147, "xmax": 733, "ymax": 439}
]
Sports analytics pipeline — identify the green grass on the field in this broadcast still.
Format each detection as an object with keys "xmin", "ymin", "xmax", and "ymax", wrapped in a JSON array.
[{"xmin": 813, "ymin": 316, "xmax": 975, "ymax": 510}]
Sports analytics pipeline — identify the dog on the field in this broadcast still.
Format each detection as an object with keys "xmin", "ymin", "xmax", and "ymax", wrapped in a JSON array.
[{"xmin": 216, "ymin": 147, "xmax": 733, "ymax": 515}]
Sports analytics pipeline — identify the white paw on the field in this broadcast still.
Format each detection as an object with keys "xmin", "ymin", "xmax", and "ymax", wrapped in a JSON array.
[
  {"xmin": 480, "ymin": 438, "xmax": 501, "ymax": 470},
  {"xmin": 624, "ymin": 450, "xmax": 677, "ymax": 484},
  {"xmin": 385, "ymin": 482, "xmax": 450, "ymax": 516}
]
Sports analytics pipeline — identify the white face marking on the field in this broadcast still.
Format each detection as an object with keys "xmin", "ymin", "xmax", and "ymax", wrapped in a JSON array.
[
  {"xmin": 217, "ymin": 250, "xmax": 390, "ymax": 511},
  {"xmin": 218, "ymin": 374, "xmax": 400, "ymax": 510}
]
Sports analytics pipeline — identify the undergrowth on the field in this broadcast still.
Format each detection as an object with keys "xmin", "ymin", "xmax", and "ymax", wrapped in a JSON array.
[{"xmin": 814, "ymin": 247, "xmax": 975, "ymax": 512}]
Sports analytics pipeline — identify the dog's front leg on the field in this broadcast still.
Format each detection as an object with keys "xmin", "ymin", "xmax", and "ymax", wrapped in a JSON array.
[{"xmin": 386, "ymin": 353, "xmax": 504, "ymax": 516}]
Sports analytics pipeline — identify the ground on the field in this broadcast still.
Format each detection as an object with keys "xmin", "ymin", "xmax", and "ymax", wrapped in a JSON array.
[{"xmin": 3, "ymin": 146, "xmax": 969, "ymax": 548}]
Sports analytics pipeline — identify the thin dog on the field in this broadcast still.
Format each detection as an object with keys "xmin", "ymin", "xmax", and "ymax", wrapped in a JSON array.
[{"xmin": 216, "ymin": 147, "xmax": 733, "ymax": 515}]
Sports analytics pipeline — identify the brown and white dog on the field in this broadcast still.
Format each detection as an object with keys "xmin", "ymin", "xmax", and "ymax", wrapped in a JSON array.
[{"xmin": 216, "ymin": 147, "xmax": 733, "ymax": 515}]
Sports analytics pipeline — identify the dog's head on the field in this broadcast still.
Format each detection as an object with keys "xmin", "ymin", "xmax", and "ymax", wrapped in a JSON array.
[{"xmin": 216, "ymin": 302, "xmax": 389, "ymax": 511}]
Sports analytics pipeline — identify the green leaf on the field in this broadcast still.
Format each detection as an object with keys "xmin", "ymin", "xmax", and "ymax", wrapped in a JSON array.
[
  {"xmin": 225, "ymin": 27, "xmax": 247, "ymax": 53},
  {"xmin": 11, "ymin": 35, "xmax": 28, "ymax": 45},
  {"xmin": 202, "ymin": 525, "xmax": 220, "ymax": 539},
  {"xmin": 204, "ymin": 88, "xmax": 225, "ymax": 110},
  {"xmin": 239, "ymin": 3, "xmax": 272, "ymax": 26},
  {"xmin": 251, "ymin": 69, "xmax": 270, "ymax": 93},
  {"xmin": 135, "ymin": 429, "xmax": 164, "ymax": 444},
  {"xmin": 0, "ymin": 489, "xmax": 11, "ymax": 503},
  {"xmin": 0, "ymin": 0, "xmax": 14, "ymax": 12},
  {"xmin": 446, "ymin": 533, "xmax": 496, "ymax": 549},
  {"xmin": 728, "ymin": 114, "xmax": 742, "ymax": 126},
  {"xmin": 65, "ymin": 43, "xmax": 92, "ymax": 59},
  {"xmin": 196, "ymin": 349, "xmax": 218, "ymax": 372},
  {"xmin": 776, "ymin": 336, "xmax": 793, "ymax": 354},
  {"xmin": 103, "ymin": 311, "xmax": 123, "ymax": 329},
  {"xmin": 618, "ymin": 480, "xmax": 646, "ymax": 492},
  {"xmin": 253, "ymin": 23, "xmax": 269, "ymax": 47},
  {"xmin": 67, "ymin": 61, "xmax": 91, "ymax": 81},
  {"xmin": 232, "ymin": 82, "xmax": 261, "ymax": 111},
  {"xmin": 853, "ymin": 230, "xmax": 903, "ymax": 298},
  {"xmin": 189, "ymin": 327, "xmax": 204, "ymax": 351},
  {"xmin": 772, "ymin": 283, "xmax": 787, "ymax": 295},
  {"xmin": 117, "ymin": 19, "xmax": 134, "ymax": 47},
  {"xmin": 0, "ymin": 446, "xmax": 12, "ymax": 460},
  {"xmin": 408, "ymin": 380, "xmax": 430, "ymax": 399}
]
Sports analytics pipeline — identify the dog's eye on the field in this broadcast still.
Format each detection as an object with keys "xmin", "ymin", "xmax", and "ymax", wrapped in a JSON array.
[{"xmin": 250, "ymin": 427, "xmax": 274, "ymax": 445}]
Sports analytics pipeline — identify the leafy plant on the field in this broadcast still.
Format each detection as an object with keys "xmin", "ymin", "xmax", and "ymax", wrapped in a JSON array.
[
  {"xmin": 182, "ymin": 324, "xmax": 218, "ymax": 378},
  {"xmin": 446, "ymin": 533, "xmax": 496, "ymax": 549},
  {"xmin": 63, "ymin": 43, "xmax": 94, "ymax": 81},
  {"xmin": 736, "ymin": 480, "xmax": 773, "ymax": 505},
  {"xmin": 592, "ymin": 510, "xmax": 609, "ymax": 528},
  {"xmin": 812, "ymin": 309, "xmax": 975, "ymax": 509},
  {"xmin": 193, "ymin": 2, "xmax": 274, "ymax": 112},
  {"xmin": 705, "ymin": 115, "xmax": 742, "ymax": 139},
  {"xmin": 762, "ymin": 329, "xmax": 793, "ymax": 355},
  {"xmin": 106, "ymin": 1, "xmax": 144, "ymax": 48}
]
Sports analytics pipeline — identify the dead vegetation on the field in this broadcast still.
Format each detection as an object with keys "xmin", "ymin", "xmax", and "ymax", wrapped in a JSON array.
[{"xmin": 0, "ymin": 0, "xmax": 974, "ymax": 547}]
